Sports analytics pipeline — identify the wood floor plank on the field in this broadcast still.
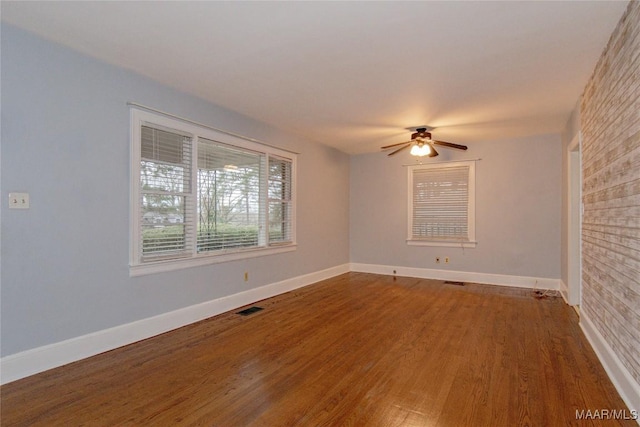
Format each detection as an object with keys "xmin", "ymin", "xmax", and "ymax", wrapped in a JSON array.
[{"xmin": 1, "ymin": 273, "xmax": 635, "ymax": 426}]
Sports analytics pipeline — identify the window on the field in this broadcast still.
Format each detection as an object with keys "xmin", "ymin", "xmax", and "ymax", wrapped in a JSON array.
[
  {"xmin": 130, "ymin": 108, "xmax": 296, "ymax": 276},
  {"xmin": 407, "ymin": 161, "xmax": 476, "ymax": 248},
  {"xmin": 268, "ymin": 156, "xmax": 293, "ymax": 244}
]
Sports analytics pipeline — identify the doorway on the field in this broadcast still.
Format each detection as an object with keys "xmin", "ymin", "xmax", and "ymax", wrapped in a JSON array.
[{"xmin": 567, "ymin": 133, "xmax": 582, "ymax": 309}]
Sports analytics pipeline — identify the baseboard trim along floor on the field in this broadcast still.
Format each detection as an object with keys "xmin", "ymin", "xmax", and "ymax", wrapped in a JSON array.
[
  {"xmin": 4, "ymin": 262, "xmax": 638, "ymax": 424},
  {"xmin": 0, "ymin": 264, "xmax": 350, "ymax": 385}
]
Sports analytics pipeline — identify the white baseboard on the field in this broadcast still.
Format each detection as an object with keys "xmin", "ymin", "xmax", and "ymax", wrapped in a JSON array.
[
  {"xmin": 559, "ymin": 279, "xmax": 570, "ymax": 304},
  {"xmin": 0, "ymin": 263, "xmax": 350, "ymax": 385},
  {"xmin": 350, "ymin": 262, "xmax": 561, "ymax": 290},
  {"xmin": 580, "ymin": 311, "xmax": 640, "ymax": 422},
  {"xmin": 5, "ymin": 261, "xmax": 638, "ymax": 424}
]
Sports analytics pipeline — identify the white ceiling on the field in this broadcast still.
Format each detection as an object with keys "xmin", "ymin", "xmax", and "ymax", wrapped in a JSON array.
[{"xmin": 1, "ymin": 1, "xmax": 629, "ymax": 154}]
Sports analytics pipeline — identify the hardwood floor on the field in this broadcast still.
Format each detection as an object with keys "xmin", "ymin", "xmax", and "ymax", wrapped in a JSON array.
[{"xmin": 1, "ymin": 273, "xmax": 634, "ymax": 426}]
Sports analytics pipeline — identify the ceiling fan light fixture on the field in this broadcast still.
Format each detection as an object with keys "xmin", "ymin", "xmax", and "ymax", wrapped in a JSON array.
[
  {"xmin": 410, "ymin": 143, "xmax": 431, "ymax": 157},
  {"xmin": 381, "ymin": 126, "xmax": 466, "ymax": 157}
]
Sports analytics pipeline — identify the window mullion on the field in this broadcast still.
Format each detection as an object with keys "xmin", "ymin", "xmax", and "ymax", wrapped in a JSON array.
[
  {"xmin": 262, "ymin": 154, "xmax": 270, "ymax": 246},
  {"xmin": 188, "ymin": 136, "xmax": 199, "ymax": 256}
]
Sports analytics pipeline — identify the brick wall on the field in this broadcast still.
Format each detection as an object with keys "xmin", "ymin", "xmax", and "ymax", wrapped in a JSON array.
[{"xmin": 580, "ymin": 0, "xmax": 640, "ymax": 385}]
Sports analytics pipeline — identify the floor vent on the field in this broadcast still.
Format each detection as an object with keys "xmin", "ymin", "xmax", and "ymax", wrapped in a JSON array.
[
  {"xmin": 237, "ymin": 306, "xmax": 264, "ymax": 316},
  {"xmin": 444, "ymin": 281, "xmax": 465, "ymax": 286}
]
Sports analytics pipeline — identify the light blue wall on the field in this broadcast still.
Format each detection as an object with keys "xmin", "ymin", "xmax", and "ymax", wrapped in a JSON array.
[
  {"xmin": 350, "ymin": 134, "xmax": 562, "ymax": 279},
  {"xmin": 1, "ymin": 25, "xmax": 350, "ymax": 357}
]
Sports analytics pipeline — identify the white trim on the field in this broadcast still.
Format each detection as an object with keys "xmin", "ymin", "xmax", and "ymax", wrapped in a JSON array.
[
  {"xmin": 567, "ymin": 131, "xmax": 582, "ymax": 306},
  {"xmin": 130, "ymin": 245, "xmax": 296, "ymax": 277},
  {"xmin": 350, "ymin": 262, "xmax": 560, "ymax": 290},
  {"xmin": 0, "ymin": 263, "xmax": 350, "ymax": 385},
  {"xmin": 129, "ymin": 107, "xmax": 298, "ymax": 275},
  {"xmin": 127, "ymin": 102, "xmax": 299, "ymax": 155},
  {"xmin": 407, "ymin": 161, "xmax": 476, "ymax": 246},
  {"xmin": 401, "ymin": 158, "xmax": 482, "ymax": 167},
  {"xmin": 580, "ymin": 311, "xmax": 640, "ymax": 423},
  {"xmin": 407, "ymin": 240, "xmax": 478, "ymax": 248},
  {"xmin": 559, "ymin": 279, "xmax": 570, "ymax": 304}
]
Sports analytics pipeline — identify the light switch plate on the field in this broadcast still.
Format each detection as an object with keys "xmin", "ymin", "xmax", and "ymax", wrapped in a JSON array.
[{"xmin": 9, "ymin": 193, "xmax": 30, "ymax": 209}]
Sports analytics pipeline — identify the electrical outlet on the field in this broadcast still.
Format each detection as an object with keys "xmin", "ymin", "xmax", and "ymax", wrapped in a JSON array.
[
  {"xmin": 435, "ymin": 257, "xmax": 440, "ymax": 264},
  {"xmin": 9, "ymin": 192, "xmax": 29, "ymax": 209},
  {"xmin": 445, "ymin": 257, "xmax": 449, "ymax": 264},
  {"xmin": 244, "ymin": 272, "xmax": 249, "ymax": 282}
]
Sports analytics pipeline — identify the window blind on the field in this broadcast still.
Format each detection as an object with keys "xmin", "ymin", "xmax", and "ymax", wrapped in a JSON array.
[
  {"xmin": 268, "ymin": 157, "xmax": 293, "ymax": 244},
  {"xmin": 411, "ymin": 165, "xmax": 470, "ymax": 241},
  {"xmin": 140, "ymin": 126, "xmax": 193, "ymax": 259}
]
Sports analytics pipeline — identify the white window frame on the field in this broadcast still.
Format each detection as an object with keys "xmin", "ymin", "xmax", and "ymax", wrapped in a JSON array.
[
  {"xmin": 407, "ymin": 161, "xmax": 477, "ymax": 248},
  {"xmin": 130, "ymin": 108, "xmax": 296, "ymax": 276}
]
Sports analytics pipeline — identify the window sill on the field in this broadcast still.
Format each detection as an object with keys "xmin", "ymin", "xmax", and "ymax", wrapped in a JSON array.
[
  {"xmin": 130, "ymin": 244, "xmax": 297, "ymax": 277},
  {"xmin": 407, "ymin": 239, "xmax": 477, "ymax": 248}
]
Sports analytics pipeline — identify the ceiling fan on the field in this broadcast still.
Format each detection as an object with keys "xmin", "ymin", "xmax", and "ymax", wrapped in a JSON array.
[{"xmin": 381, "ymin": 127, "xmax": 468, "ymax": 157}]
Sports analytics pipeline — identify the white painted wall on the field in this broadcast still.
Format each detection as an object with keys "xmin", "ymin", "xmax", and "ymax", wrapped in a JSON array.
[{"xmin": 350, "ymin": 134, "xmax": 562, "ymax": 282}]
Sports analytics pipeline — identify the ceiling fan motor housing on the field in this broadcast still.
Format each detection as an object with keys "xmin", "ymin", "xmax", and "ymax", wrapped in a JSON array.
[{"xmin": 412, "ymin": 128, "xmax": 431, "ymax": 141}]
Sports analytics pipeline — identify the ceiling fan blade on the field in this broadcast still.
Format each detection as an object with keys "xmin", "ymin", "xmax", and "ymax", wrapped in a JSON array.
[
  {"xmin": 428, "ymin": 145, "xmax": 439, "ymax": 157},
  {"xmin": 433, "ymin": 140, "xmax": 468, "ymax": 150},
  {"xmin": 381, "ymin": 141, "xmax": 412, "ymax": 150},
  {"xmin": 388, "ymin": 144, "xmax": 411, "ymax": 156}
]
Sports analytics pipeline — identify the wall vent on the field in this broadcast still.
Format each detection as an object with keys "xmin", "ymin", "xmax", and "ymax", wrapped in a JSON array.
[
  {"xmin": 444, "ymin": 281, "xmax": 465, "ymax": 286},
  {"xmin": 237, "ymin": 306, "xmax": 264, "ymax": 316}
]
